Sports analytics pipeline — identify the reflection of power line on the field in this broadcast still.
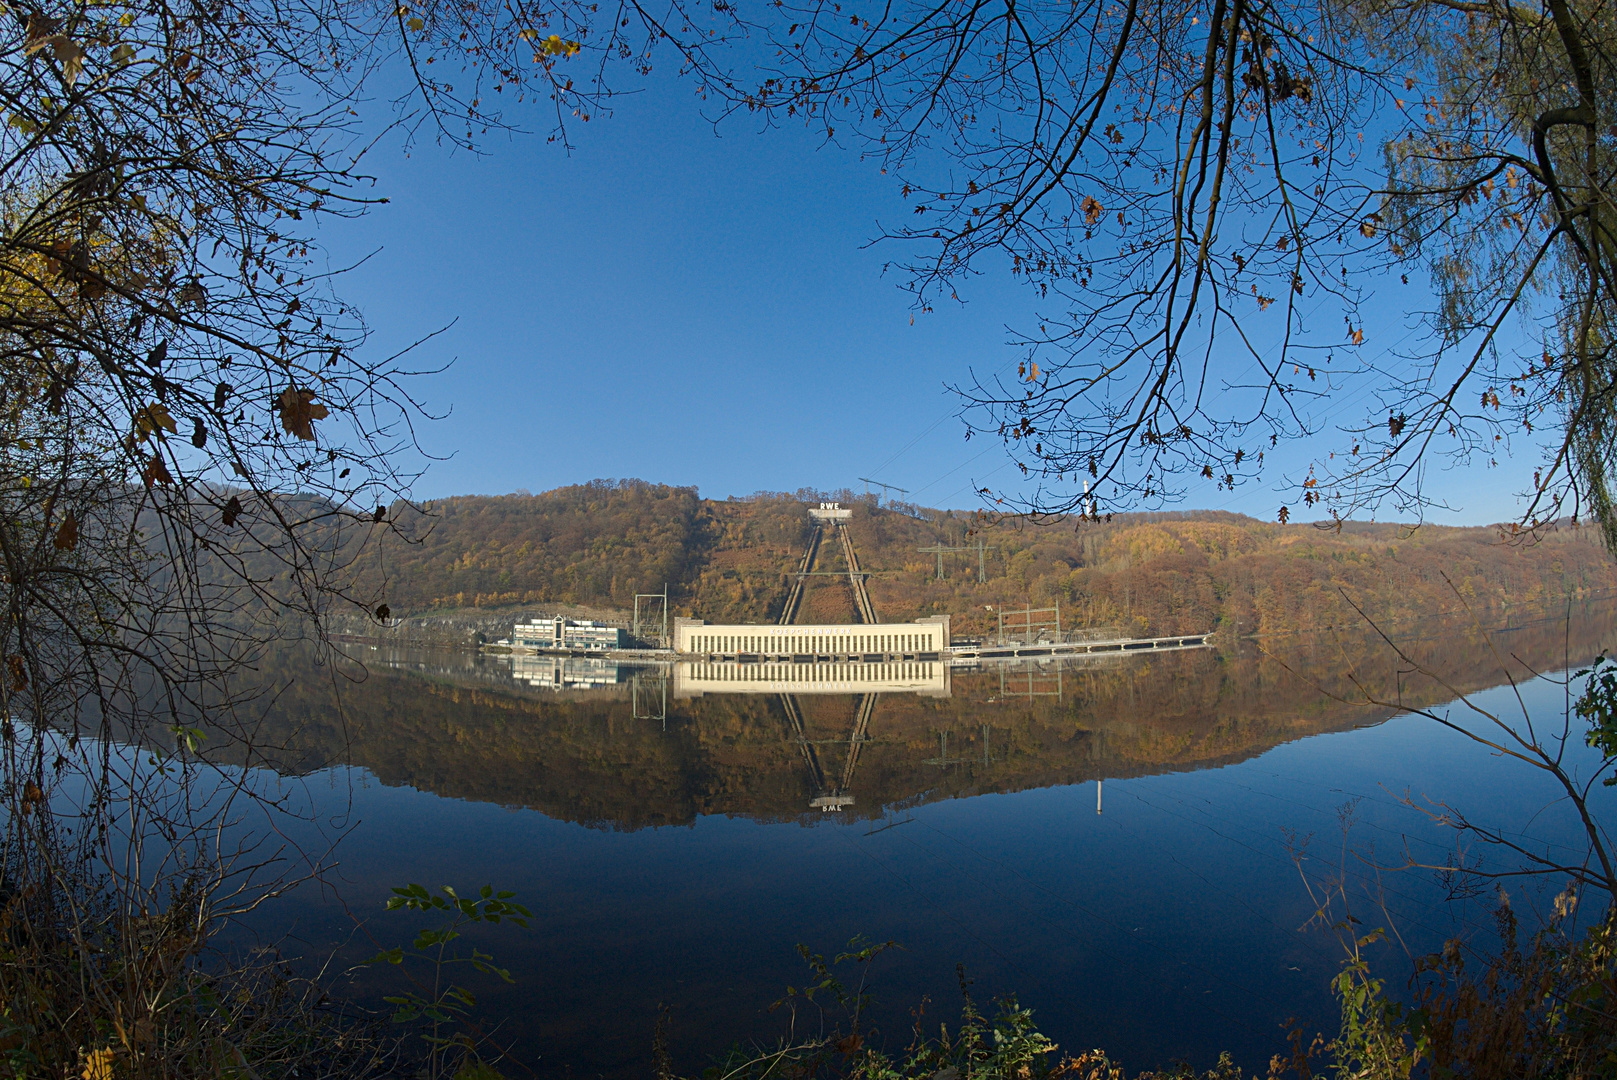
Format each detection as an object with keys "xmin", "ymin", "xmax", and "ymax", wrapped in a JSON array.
[{"xmin": 864, "ymin": 812, "xmax": 913, "ymax": 836}]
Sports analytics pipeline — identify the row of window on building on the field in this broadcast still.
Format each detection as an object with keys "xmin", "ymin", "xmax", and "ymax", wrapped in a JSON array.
[
  {"xmin": 688, "ymin": 629, "xmax": 937, "ymax": 655},
  {"xmin": 685, "ymin": 661, "xmax": 936, "ymax": 683},
  {"xmin": 511, "ymin": 617, "xmax": 629, "ymax": 651}
]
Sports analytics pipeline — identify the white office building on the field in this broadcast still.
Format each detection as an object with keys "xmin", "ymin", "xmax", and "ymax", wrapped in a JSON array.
[{"xmin": 511, "ymin": 616, "xmax": 629, "ymax": 652}]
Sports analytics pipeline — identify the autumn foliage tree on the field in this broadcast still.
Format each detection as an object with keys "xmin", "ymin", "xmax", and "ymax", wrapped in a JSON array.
[
  {"xmin": 0, "ymin": 0, "xmax": 720, "ymax": 1065},
  {"xmin": 660, "ymin": 0, "xmax": 1617, "ymax": 544}
]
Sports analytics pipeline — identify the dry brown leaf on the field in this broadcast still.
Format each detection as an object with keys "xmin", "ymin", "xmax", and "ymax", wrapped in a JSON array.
[
  {"xmin": 53, "ymin": 509, "xmax": 78, "ymax": 551},
  {"xmin": 50, "ymin": 36, "xmax": 84, "ymax": 85},
  {"xmin": 277, "ymin": 386, "xmax": 328, "ymax": 441},
  {"xmin": 22, "ymin": 14, "xmax": 60, "ymax": 53},
  {"xmin": 142, "ymin": 451, "xmax": 173, "ymax": 487},
  {"xmin": 25, "ymin": 25, "xmax": 86, "ymax": 84}
]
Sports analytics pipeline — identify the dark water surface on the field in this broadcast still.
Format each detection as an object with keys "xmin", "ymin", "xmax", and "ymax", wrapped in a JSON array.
[{"xmin": 233, "ymin": 607, "xmax": 1617, "ymax": 1078}]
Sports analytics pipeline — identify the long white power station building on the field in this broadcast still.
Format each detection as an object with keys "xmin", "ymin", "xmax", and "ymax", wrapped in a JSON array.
[{"xmin": 672, "ymin": 615, "xmax": 949, "ymax": 659}]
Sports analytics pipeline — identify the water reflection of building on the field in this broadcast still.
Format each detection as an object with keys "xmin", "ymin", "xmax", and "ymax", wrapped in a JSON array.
[
  {"xmin": 673, "ymin": 659, "xmax": 950, "ymax": 698},
  {"xmin": 510, "ymin": 655, "xmax": 628, "ymax": 690}
]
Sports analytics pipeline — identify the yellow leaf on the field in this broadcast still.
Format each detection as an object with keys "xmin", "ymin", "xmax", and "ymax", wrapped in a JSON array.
[
  {"xmin": 81, "ymin": 1049, "xmax": 115, "ymax": 1080},
  {"xmin": 135, "ymin": 402, "xmax": 177, "ymax": 440}
]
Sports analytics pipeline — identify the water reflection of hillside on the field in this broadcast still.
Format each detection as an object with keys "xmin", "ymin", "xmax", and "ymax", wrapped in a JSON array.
[{"xmin": 245, "ymin": 606, "xmax": 1617, "ymax": 829}]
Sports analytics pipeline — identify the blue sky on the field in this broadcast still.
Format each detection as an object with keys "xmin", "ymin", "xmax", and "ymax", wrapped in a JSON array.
[{"xmin": 320, "ymin": 72, "xmax": 1542, "ymax": 526}]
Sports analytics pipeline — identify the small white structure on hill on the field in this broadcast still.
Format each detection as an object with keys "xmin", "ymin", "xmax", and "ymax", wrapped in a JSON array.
[{"xmin": 808, "ymin": 501, "xmax": 853, "ymax": 521}]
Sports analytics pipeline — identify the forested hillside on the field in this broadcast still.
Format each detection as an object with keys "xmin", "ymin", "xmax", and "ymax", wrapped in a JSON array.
[{"xmin": 359, "ymin": 480, "xmax": 1617, "ymax": 638}]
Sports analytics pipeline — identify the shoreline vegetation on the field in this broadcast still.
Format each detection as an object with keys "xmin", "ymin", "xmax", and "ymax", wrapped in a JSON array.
[
  {"xmin": 9, "ymin": 834, "xmax": 1616, "ymax": 1080},
  {"xmin": 322, "ymin": 481, "xmax": 1617, "ymax": 647}
]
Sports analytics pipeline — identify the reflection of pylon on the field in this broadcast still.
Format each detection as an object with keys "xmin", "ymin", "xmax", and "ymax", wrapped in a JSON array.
[
  {"xmin": 632, "ymin": 668, "xmax": 669, "ymax": 730},
  {"xmin": 923, "ymin": 730, "xmax": 967, "ymax": 769},
  {"xmin": 997, "ymin": 664, "xmax": 1063, "ymax": 700}
]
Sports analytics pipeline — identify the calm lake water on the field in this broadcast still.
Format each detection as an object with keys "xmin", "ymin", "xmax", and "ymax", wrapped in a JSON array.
[{"xmin": 227, "ymin": 605, "xmax": 1617, "ymax": 1078}]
